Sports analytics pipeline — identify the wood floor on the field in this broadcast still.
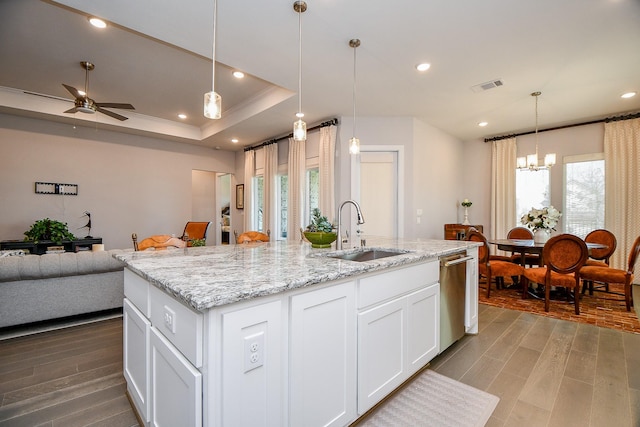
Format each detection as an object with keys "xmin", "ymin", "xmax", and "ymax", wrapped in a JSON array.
[{"xmin": 1, "ymin": 304, "xmax": 638, "ymax": 427}]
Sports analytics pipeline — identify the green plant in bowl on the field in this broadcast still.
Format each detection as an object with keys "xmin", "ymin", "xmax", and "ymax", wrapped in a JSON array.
[
  {"xmin": 304, "ymin": 208, "xmax": 337, "ymax": 248},
  {"xmin": 24, "ymin": 218, "xmax": 76, "ymax": 244}
]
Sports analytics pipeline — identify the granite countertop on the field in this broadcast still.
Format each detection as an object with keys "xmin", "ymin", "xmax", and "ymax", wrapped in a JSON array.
[{"xmin": 114, "ymin": 237, "xmax": 479, "ymax": 312}]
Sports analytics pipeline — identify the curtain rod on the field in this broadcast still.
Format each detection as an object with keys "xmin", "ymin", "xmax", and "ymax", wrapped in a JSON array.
[
  {"xmin": 244, "ymin": 118, "xmax": 339, "ymax": 152},
  {"xmin": 484, "ymin": 111, "xmax": 640, "ymax": 143}
]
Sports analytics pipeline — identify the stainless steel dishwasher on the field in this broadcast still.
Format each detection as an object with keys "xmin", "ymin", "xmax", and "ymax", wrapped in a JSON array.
[{"xmin": 439, "ymin": 252, "xmax": 473, "ymax": 352}]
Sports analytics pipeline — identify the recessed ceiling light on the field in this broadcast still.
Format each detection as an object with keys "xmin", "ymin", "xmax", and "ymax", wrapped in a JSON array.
[
  {"xmin": 231, "ymin": 138, "xmax": 239, "ymax": 143},
  {"xmin": 88, "ymin": 17, "xmax": 107, "ymax": 28},
  {"xmin": 478, "ymin": 121, "xmax": 488, "ymax": 127},
  {"xmin": 232, "ymin": 71, "xmax": 245, "ymax": 79},
  {"xmin": 178, "ymin": 113, "xmax": 187, "ymax": 119},
  {"xmin": 621, "ymin": 91, "xmax": 637, "ymax": 99},
  {"xmin": 416, "ymin": 63, "xmax": 431, "ymax": 72}
]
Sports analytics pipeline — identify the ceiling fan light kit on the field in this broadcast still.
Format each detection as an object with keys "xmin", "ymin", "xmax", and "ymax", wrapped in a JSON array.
[{"xmin": 62, "ymin": 61, "xmax": 134, "ymax": 121}]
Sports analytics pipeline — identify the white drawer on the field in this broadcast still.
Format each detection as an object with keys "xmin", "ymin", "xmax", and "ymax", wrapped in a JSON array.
[
  {"xmin": 124, "ymin": 268, "xmax": 150, "ymax": 317},
  {"xmin": 149, "ymin": 284, "xmax": 203, "ymax": 368},
  {"xmin": 358, "ymin": 261, "xmax": 438, "ymax": 309}
]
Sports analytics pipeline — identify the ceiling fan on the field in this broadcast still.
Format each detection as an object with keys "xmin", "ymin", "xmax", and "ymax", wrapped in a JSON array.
[{"xmin": 62, "ymin": 61, "xmax": 134, "ymax": 121}]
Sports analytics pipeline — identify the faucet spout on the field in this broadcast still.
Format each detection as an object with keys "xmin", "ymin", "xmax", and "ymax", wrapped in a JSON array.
[{"xmin": 336, "ymin": 200, "xmax": 365, "ymax": 250}]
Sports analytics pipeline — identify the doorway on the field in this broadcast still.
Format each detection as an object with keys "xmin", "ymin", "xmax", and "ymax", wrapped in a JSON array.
[{"xmin": 351, "ymin": 146, "xmax": 404, "ymax": 239}]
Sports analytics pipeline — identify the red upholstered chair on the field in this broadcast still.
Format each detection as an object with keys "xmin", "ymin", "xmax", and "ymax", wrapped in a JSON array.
[
  {"xmin": 132, "ymin": 234, "xmax": 186, "ymax": 251},
  {"xmin": 581, "ymin": 229, "xmax": 617, "ymax": 295},
  {"xmin": 580, "ymin": 235, "xmax": 639, "ymax": 311},
  {"xmin": 466, "ymin": 229, "xmax": 525, "ymax": 298},
  {"xmin": 505, "ymin": 227, "xmax": 540, "ymax": 266},
  {"xmin": 522, "ymin": 234, "xmax": 588, "ymax": 314}
]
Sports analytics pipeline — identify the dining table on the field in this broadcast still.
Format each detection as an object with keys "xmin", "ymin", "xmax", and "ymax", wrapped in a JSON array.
[
  {"xmin": 488, "ymin": 238, "xmax": 608, "ymax": 300},
  {"xmin": 488, "ymin": 238, "xmax": 608, "ymax": 267}
]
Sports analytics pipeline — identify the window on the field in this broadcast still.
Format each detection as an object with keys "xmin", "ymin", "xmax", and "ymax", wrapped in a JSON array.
[
  {"xmin": 563, "ymin": 154, "xmax": 604, "ymax": 238},
  {"xmin": 306, "ymin": 167, "xmax": 319, "ymax": 225},
  {"xmin": 253, "ymin": 175, "xmax": 264, "ymax": 232},
  {"xmin": 516, "ymin": 168, "xmax": 550, "ymax": 226},
  {"xmin": 278, "ymin": 174, "xmax": 288, "ymax": 238}
]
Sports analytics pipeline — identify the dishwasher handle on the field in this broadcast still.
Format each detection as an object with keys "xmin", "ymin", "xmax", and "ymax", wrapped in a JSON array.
[{"xmin": 443, "ymin": 255, "xmax": 474, "ymax": 267}]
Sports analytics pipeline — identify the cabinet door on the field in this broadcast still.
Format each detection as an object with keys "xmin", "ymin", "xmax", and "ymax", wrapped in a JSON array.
[
  {"xmin": 406, "ymin": 284, "xmax": 440, "ymax": 376},
  {"xmin": 465, "ymin": 247, "xmax": 479, "ymax": 334},
  {"xmin": 123, "ymin": 298, "xmax": 150, "ymax": 423},
  {"xmin": 290, "ymin": 281, "xmax": 356, "ymax": 427},
  {"xmin": 150, "ymin": 327, "xmax": 202, "ymax": 427},
  {"xmin": 357, "ymin": 296, "xmax": 405, "ymax": 414}
]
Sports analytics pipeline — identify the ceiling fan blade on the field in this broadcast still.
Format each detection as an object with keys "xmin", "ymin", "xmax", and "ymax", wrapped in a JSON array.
[
  {"xmin": 96, "ymin": 106, "xmax": 128, "ymax": 121},
  {"xmin": 95, "ymin": 102, "xmax": 135, "ymax": 110},
  {"xmin": 62, "ymin": 84, "xmax": 83, "ymax": 99},
  {"xmin": 63, "ymin": 107, "xmax": 79, "ymax": 114}
]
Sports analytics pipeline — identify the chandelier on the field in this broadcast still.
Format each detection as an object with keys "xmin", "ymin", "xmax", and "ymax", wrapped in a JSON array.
[{"xmin": 517, "ymin": 91, "xmax": 555, "ymax": 171}]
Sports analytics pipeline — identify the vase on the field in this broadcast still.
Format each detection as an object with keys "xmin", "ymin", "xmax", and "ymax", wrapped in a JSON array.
[
  {"xmin": 303, "ymin": 231, "xmax": 337, "ymax": 248},
  {"xmin": 533, "ymin": 229, "xmax": 550, "ymax": 244},
  {"xmin": 462, "ymin": 207, "xmax": 470, "ymax": 225}
]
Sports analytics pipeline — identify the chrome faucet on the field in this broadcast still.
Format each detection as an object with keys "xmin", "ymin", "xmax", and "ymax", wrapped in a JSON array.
[{"xmin": 336, "ymin": 200, "xmax": 365, "ymax": 250}]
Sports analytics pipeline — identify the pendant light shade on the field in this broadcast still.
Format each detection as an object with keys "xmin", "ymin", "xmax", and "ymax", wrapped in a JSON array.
[
  {"xmin": 204, "ymin": 0, "xmax": 222, "ymax": 119},
  {"xmin": 349, "ymin": 38, "xmax": 361, "ymax": 155},
  {"xmin": 293, "ymin": 1, "xmax": 307, "ymax": 141},
  {"xmin": 517, "ymin": 91, "xmax": 555, "ymax": 171}
]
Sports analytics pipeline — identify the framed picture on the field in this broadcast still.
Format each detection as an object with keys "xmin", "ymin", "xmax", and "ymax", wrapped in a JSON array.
[{"xmin": 236, "ymin": 184, "xmax": 244, "ymax": 209}]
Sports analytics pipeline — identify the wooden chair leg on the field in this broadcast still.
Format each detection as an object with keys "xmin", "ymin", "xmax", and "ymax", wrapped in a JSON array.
[
  {"xmin": 574, "ymin": 284, "xmax": 580, "ymax": 315},
  {"xmin": 544, "ymin": 282, "xmax": 551, "ymax": 312},
  {"xmin": 625, "ymin": 280, "xmax": 632, "ymax": 311},
  {"xmin": 522, "ymin": 276, "xmax": 529, "ymax": 299},
  {"xmin": 487, "ymin": 272, "xmax": 492, "ymax": 298}
]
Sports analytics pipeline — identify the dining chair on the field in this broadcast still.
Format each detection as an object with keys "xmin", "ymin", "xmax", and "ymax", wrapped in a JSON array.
[
  {"xmin": 236, "ymin": 230, "xmax": 270, "ymax": 244},
  {"xmin": 522, "ymin": 234, "xmax": 588, "ymax": 314},
  {"xmin": 132, "ymin": 233, "xmax": 186, "ymax": 251},
  {"xmin": 466, "ymin": 229, "xmax": 525, "ymax": 298},
  {"xmin": 581, "ymin": 229, "xmax": 617, "ymax": 295},
  {"xmin": 507, "ymin": 227, "xmax": 541, "ymax": 266},
  {"xmin": 180, "ymin": 221, "xmax": 211, "ymax": 246},
  {"xmin": 579, "ymin": 234, "xmax": 639, "ymax": 311}
]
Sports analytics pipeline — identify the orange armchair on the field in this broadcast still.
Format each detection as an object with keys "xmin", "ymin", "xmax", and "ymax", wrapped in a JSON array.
[
  {"xmin": 236, "ymin": 230, "xmax": 270, "ymax": 244},
  {"xmin": 132, "ymin": 234, "xmax": 186, "ymax": 251}
]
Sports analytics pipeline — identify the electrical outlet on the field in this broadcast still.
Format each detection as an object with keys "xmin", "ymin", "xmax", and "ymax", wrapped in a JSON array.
[
  {"xmin": 163, "ymin": 306, "xmax": 176, "ymax": 334},
  {"xmin": 244, "ymin": 332, "xmax": 264, "ymax": 373}
]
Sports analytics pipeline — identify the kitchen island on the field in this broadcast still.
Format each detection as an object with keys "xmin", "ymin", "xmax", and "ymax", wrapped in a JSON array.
[{"xmin": 116, "ymin": 237, "xmax": 479, "ymax": 427}]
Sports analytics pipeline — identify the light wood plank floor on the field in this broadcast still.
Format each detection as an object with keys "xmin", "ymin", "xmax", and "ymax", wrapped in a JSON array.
[
  {"xmin": 431, "ymin": 304, "xmax": 640, "ymax": 427},
  {"xmin": 1, "ymin": 305, "xmax": 638, "ymax": 427}
]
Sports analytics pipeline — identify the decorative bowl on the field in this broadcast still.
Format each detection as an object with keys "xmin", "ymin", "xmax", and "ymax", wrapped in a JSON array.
[{"xmin": 303, "ymin": 231, "xmax": 337, "ymax": 248}]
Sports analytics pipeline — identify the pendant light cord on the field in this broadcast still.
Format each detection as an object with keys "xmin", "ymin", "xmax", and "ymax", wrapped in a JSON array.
[
  {"xmin": 352, "ymin": 42, "xmax": 357, "ymax": 138},
  {"xmin": 212, "ymin": 0, "xmax": 217, "ymax": 91},
  {"xmin": 297, "ymin": 5, "xmax": 302, "ymax": 115}
]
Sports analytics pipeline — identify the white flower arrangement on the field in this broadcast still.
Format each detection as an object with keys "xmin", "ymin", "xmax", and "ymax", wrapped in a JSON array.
[{"xmin": 521, "ymin": 206, "xmax": 562, "ymax": 231}]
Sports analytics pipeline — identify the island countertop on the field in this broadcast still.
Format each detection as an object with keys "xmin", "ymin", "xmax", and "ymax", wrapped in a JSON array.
[{"xmin": 114, "ymin": 237, "xmax": 479, "ymax": 311}]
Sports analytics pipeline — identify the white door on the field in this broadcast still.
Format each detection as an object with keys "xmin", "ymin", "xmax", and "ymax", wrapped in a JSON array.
[{"xmin": 352, "ymin": 147, "xmax": 403, "ymax": 239}]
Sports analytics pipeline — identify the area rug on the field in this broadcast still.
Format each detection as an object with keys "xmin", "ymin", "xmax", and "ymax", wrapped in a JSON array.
[
  {"xmin": 356, "ymin": 370, "xmax": 499, "ymax": 427},
  {"xmin": 479, "ymin": 282, "xmax": 640, "ymax": 334}
]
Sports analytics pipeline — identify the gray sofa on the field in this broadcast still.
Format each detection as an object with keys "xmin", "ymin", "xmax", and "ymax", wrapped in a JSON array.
[{"xmin": 0, "ymin": 249, "xmax": 126, "ymax": 328}]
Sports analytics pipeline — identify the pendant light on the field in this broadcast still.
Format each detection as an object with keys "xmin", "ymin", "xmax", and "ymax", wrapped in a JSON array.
[
  {"xmin": 349, "ymin": 38, "xmax": 361, "ymax": 155},
  {"xmin": 517, "ymin": 91, "xmax": 556, "ymax": 171},
  {"xmin": 293, "ymin": 1, "xmax": 307, "ymax": 141},
  {"xmin": 204, "ymin": 0, "xmax": 221, "ymax": 119}
]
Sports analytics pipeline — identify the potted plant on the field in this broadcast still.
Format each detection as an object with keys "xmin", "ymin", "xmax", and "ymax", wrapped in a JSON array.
[
  {"xmin": 304, "ymin": 208, "xmax": 337, "ymax": 248},
  {"xmin": 24, "ymin": 218, "xmax": 76, "ymax": 244}
]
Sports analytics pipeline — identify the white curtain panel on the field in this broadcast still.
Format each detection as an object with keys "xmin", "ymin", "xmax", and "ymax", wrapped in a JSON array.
[
  {"xmin": 287, "ymin": 137, "xmax": 306, "ymax": 241},
  {"xmin": 243, "ymin": 150, "xmax": 255, "ymax": 233},
  {"xmin": 491, "ymin": 138, "xmax": 517, "ymax": 251},
  {"xmin": 319, "ymin": 125, "xmax": 337, "ymax": 222},
  {"xmin": 604, "ymin": 118, "xmax": 640, "ymax": 270},
  {"xmin": 263, "ymin": 143, "xmax": 278, "ymax": 236}
]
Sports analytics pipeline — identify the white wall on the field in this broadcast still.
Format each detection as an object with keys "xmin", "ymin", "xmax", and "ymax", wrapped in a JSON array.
[{"xmin": 0, "ymin": 113, "xmax": 235, "ymax": 249}]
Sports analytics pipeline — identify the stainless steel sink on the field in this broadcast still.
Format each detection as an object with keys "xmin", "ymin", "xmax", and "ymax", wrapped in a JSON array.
[{"xmin": 328, "ymin": 249, "xmax": 408, "ymax": 262}]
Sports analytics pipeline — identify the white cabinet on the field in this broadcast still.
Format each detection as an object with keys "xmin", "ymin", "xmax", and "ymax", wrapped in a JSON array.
[
  {"xmin": 356, "ymin": 261, "xmax": 440, "ymax": 414},
  {"xmin": 289, "ymin": 281, "xmax": 357, "ymax": 427},
  {"xmin": 123, "ymin": 298, "xmax": 151, "ymax": 424},
  {"xmin": 150, "ymin": 327, "xmax": 202, "ymax": 427},
  {"xmin": 465, "ymin": 246, "xmax": 479, "ymax": 334}
]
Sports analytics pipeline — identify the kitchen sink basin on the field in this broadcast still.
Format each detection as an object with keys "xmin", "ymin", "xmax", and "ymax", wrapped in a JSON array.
[{"xmin": 328, "ymin": 249, "xmax": 408, "ymax": 262}]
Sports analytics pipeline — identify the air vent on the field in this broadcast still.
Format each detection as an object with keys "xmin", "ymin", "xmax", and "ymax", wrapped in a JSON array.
[{"xmin": 471, "ymin": 79, "xmax": 504, "ymax": 93}]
